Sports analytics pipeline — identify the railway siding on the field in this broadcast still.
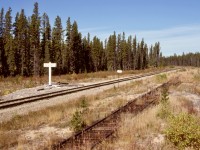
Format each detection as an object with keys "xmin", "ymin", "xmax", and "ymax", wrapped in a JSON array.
[
  {"xmin": 52, "ymin": 77, "xmax": 180, "ymax": 149},
  {"xmin": 0, "ymin": 68, "xmax": 179, "ymax": 110}
]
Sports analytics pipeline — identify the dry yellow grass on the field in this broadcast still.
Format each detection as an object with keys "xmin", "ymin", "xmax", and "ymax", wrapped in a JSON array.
[
  {"xmin": 99, "ymin": 67, "xmax": 200, "ymax": 150},
  {"xmin": 0, "ymin": 70, "xmax": 165, "ymax": 149},
  {"xmin": 99, "ymin": 106, "xmax": 169, "ymax": 150},
  {"xmin": 0, "ymin": 67, "xmax": 188, "ymax": 149},
  {"xmin": 0, "ymin": 67, "xmax": 166, "ymax": 96}
]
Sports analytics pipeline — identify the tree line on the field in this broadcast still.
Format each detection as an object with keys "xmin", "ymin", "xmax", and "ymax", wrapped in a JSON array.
[
  {"xmin": 163, "ymin": 52, "xmax": 200, "ymax": 67},
  {"xmin": 0, "ymin": 2, "xmax": 161, "ymax": 77}
]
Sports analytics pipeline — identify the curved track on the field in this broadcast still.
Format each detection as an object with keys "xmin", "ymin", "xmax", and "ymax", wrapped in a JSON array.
[
  {"xmin": 0, "ymin": 68, "xmax": 178, "ymax": 109},
  {"xmin": 51, "ymin": 77, "xmax": 181, "ymax": 149}
]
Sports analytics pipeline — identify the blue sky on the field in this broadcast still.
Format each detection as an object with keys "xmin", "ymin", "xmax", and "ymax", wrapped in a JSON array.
[{"xmin": 1, "ymin": 0, "xmax": 200, "ymax": 56}]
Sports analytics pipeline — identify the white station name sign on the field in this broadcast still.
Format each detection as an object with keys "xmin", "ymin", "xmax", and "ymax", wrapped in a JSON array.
[
  {"xmin": 44, "ymin": 62, "xmax": 57, "ymax": 67},
  {"xmin": 117, "ymin": 70, "xmax": 123, "ymax": 73},
  {"xmin": 43, "ymin": 62, "xmax": 57, "ymax": 86}
]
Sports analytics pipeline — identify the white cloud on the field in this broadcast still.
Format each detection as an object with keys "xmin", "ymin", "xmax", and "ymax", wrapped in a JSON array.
[
  {"xmin": 132, "ymin": 24, "xmax": 200, "ymax": 56},
  {"xmin": 80, "ymin": 24, "xmax": 200, "ymax": 56}
]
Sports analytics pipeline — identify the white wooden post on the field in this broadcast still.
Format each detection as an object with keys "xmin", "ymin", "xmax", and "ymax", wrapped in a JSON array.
[
  {"xmin": 43, "ymin": 62, "xmax": 57, "ymax": 86},
  {"xmin": 117, "ymin": 70, "xmax": 123, "ymax": 87}
]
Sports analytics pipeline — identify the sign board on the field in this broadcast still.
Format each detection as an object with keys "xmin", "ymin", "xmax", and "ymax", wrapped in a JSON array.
[
  {"xmin": 44, "ymin": 63, "xmax": 57, "ymax": 67},
  {"xmin": 117, "ymin": 70, "xmax": 123, "ymax": 73},
  {"xmin": 43, "ymin": 62, "xmax": 57, "ymax": 86}
]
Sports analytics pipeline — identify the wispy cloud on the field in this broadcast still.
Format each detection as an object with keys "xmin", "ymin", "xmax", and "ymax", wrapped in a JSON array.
[
  {"xmin": 80, "ymin": 24, "xmax": 200, "ymax": 56},
  {"xmin": 132, "ymin": 24, "xmax": 200, "ymax": 56}
]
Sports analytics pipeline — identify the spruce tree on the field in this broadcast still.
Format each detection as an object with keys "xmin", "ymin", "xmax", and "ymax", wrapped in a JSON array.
[
  {"xmin": 153, "ymin": 42, "xmax": 160, "ymax": 67},
  {"xmin": 30, "ymin": 2, "xmax": 40, "ymax": 76},
  {"xmin": 4, "ymin": 7, "xmax": 14, "ymax": 75},
  {"xmin": 127, "ymin": 35, "xmax": 133, "ymax": 70},
  {"xmin": 82, "ymin": 33, "xmax": 93, "ymax": 72},
  {"xmin": 132, "ymin": 36, "xmax": 137, "ymax": 70},
  {"xmin": 66, "ymin": 17, "xmax": 73, "ymax": 73},
  {"xmin": 41, "ymin": 13, "xmax": 51, "ymax": 74},
  {"xmin": 149, "ymin": 45, "xmax": 153, "ymax": 66},
  {"xmin": 121, "ymin": 32, "xmax": 127, "ymax": 70},
  {"xmin": 140, "ymin": 39, "xmax": 144, "ymax": 69},
  {"xmin": 116, "ymin": 34, "xmax": 121, "ymax": 69},
  {"xmin": 70, "ymin": 21, "xmax": 82, "ymax": 73},
  {"xmin": 136, "ymin": 43, "xmax": 141, "ymax": 70},
  {"xmin": 0, "ymin": 8, "xmax": 4, "ymax": 76},
  {"xmin": 91, "ymin": 36, "xmax": 103, "ymax": 71},
  {"xmin": 17, "ymin": 9, "xmax": 29, "ymax": 76},
  {"xmin": 106, "ymin": 32, "xmax": 116, "ymax": 71},
  {"xmin": 52, "ymin": 16, "xmax": 63, "ymax": 75},
  {"xmin": 143, "ymin": 43, "xmax": 148, "ymax": 69}
]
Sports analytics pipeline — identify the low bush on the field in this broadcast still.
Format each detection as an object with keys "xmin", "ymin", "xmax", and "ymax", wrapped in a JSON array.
[
  {"xmin": 70, "ymin": 110, "xmax": 86, "ymax": 132},
  {"xmin": 156, "ymin": 74, "xmax": 167, "ymax": 83},
  {"xmin": 164, "ymin": 113, "xmax": 200, "ymax": 149},
  {"xmin": 79, "ymin": 96, "xmax": 88, "ymax": 109},
  {"xmin": 157, "ymin": 86, "xmax": 171, "ymax": 119}
]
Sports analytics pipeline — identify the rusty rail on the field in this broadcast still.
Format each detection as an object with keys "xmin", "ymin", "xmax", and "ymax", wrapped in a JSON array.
[{"xmin": 52, "ymin": 77, "xmax": 181, "ymax": 150}]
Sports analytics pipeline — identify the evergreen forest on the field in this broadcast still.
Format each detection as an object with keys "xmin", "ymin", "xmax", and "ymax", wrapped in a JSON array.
[{"xmin": 0, "ymin": 2, "xmax": 199, "ymax": 77}]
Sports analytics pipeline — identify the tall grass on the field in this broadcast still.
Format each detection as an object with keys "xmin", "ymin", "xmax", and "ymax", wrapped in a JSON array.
[
  {"xmin": 0, "ymin": 67, "xmax": 167, "ymax": 96},
  {"xmin": 0, "ymin": 74, "xmax": 152, "ymax": 148}
]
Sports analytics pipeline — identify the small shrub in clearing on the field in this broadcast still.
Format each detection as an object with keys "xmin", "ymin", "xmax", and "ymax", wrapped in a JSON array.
[
  {"xmin": 70, "ymin": 110, "xmax": 86, "ymax": 132},
  {"xmin": 79, "ymin": 96, "xmax": 88, "ymax": 109},
  {"xmin": 156, "ymin": 74, "xmax": 167, "ymax": 83},
  {"xmin": 157, "ymin": 86, "xmax": 171, "ymax": 119},
  {"xmin": 2, "ymin": 90, "xmax": 12, "ymax": 95},
  {"xmin": 164, "ymin": 113, "xmax": 200, "ymax": 149}
]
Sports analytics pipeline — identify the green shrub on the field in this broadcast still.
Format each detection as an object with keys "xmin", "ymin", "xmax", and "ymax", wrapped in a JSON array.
[
  {"xmin": 70, "ymin": 110, "xmax": 86, "ymax": 132},
  {"xmin": 161, "ymin": 86, "xmax": 169, "ymax": 104},
  {"xmin": 164, "ymin": 113, "xmax": 200, "ymax": 149},
  {"xmin": 79, "ymin": 96, "xmax": 88, "ymax": 109},
  {"xmin": 2, "ymin": 90, "xmax": 12, "ymax": 95},
  {"xmin": 157, "ymin": 87, "xmax": 171, "ymax": 119},
  {"xmin": 156, "ymin": 74, "xmax": 167, "ymax": 83}
]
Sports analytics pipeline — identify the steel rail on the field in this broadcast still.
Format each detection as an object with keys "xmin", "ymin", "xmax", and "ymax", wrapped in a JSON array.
[
  {"xmin": 51, "ymin": 77, "xmax": 181, "ymax": 149},
  {"xmin": 0, "ymin": 68, "xmax": 179, "ymax": 109}
]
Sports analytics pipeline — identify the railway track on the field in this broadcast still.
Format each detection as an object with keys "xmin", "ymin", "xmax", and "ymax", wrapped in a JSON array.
[
  {"xmin": 51, "ymin": 77, "xmax": 181, "ymax": 150},
  {"xmin": 0, "ymin": 68, "xmax": 178, "ymax": 109}
]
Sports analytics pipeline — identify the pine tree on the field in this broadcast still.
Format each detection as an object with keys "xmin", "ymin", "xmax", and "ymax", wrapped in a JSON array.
[
  {"xmin": 70, "ymin": 21, "xmax": 82, "ymax": 73},
  {"xmin": 106, "ymin": 32, "xmax": 116, "ymax": 71},
  {"xmin": 132, "ymin": 36, "xmax": 137, "ymax": 70},
  {"xmin": 4, "ymin": 7, "xmax": 14, "ymax": 75},
  {"xmin": 127, "ymin": 35, "xmax": 133, "ymax": 70},
  {"xmin": 139, "ymin": 39, "xmax": 144, "ymax": 69},
  {"xmin": 66, "ymin": 17, "xmax": 73, "ymax": 73},
  {"xmin": 121, "ymin": 32, "xmax": 127, "ymax": 70},
  {"xmin": 143, "ymin": 43, "xmax": 148, "ymax": 69},
  {"xmin": 116, "ymin": 34, "xmax": 122, "ymax": 69},
  {"xmin": 30, "ymin": 2, "xmax": 40, "ymax": 76},
  {"xmin": 82, "ymin": 33, "xmax": 93, "ymax": 72},
  {"xmin": 136, "ymin": 43, "xmax": 141, "ymax": 70},
  {"xmin": 0, "ymin": 8, "xmax": 4, "ymax": 76},
  {"xmin": 153, "ymin": 42, "xmax": 160, "ymax": 67},
  {"xmin": 91, "ymin": 36, "xmax": 103, "ymax": 71},
  {"xmin": 41, "ymin": 13, "xmax": 51, "ymax": 74},
  {"xmin": 149, "ymin": 45, "xmax": 153, "ymax": 66},
  {"xmin": 17, "ymin": 9, "xmax": 30, "ymax": 76},
  {"xmin": 52, "ymin": 16, "xmax": 63, "ymax": 75}
]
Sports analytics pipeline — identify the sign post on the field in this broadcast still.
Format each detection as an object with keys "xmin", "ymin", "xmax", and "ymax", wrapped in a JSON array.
[
  {"xmin": 43, "ymin": 62, "xmax": 57, "ymax": 86},
  {"xmin": 117, "ymin": 70, "xmax": 122, "ymax": 87}
]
